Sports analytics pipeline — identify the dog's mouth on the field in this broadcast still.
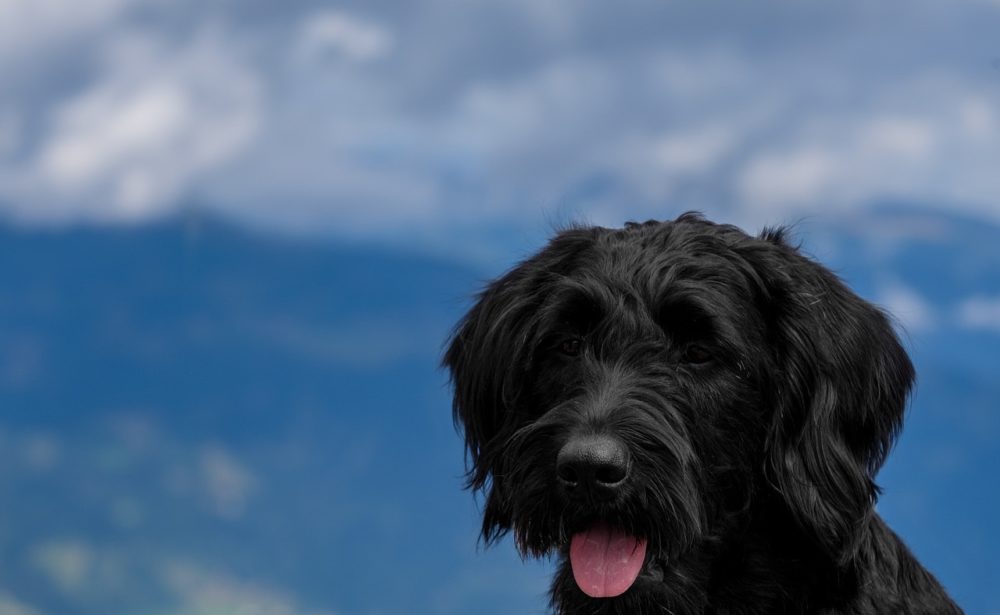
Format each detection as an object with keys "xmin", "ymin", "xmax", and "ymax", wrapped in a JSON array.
[{"xmin": 568, "ymin": 522, "xmax": 648, "ymax": 598}]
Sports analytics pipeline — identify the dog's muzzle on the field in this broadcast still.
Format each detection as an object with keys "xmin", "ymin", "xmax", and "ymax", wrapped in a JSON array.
[{"xmin": 555, "ymin": 435, "xmax": 649, "ymax": 597}]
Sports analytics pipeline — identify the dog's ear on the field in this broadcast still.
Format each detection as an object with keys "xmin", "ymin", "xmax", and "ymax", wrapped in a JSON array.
[
  {"xmin": 748, "ymin": 229, "xmax": 914, "ymax": 565},
  {"xmin": 443, "ymin": 266, "xmax": 539, "ymax": 496},
  {"xmin": 443, "ymin": 229, "xmax": 594, "ymax": 497}
]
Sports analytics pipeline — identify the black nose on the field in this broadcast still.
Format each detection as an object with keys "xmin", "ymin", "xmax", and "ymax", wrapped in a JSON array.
[{"xmin": 556, "ymin": 435, "xmax": 629, "ymax": 498}]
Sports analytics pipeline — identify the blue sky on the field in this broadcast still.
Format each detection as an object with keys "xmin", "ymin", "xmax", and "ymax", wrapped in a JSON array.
[{"xmin": 2, "ymin": 0, "xmax": 1000, "ymax": 257}]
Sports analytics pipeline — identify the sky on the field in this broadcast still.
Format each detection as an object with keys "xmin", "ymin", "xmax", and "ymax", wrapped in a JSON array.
[{"xmin": 1, "ymin": 0, "xmax": 1000, "ymax": 260}]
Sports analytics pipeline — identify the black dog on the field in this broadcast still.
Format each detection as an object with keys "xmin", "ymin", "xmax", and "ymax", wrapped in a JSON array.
[{"xmin": 444, "ymin": 214, "xmax": 961, "ymax": 614}]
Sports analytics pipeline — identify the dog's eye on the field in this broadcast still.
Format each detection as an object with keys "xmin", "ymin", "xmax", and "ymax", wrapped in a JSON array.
[
  {"xmin": 682, "ymin": 345, "xmax": 712, "ymax": 364},
  {"xmin": 559, "ymin": 338, "xmax": 583, "ymax": 357}
]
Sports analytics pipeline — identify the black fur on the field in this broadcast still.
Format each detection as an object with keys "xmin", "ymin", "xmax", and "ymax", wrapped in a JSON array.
[{"xmin": 444, "ymin": 214, "xmax": 961, "ymax": 614}]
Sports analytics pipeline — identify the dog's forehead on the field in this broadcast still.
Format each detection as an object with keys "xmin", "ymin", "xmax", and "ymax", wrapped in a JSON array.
[{"xmin": 566, "ymin": 222, "xmax": 757, "ymax": 300}]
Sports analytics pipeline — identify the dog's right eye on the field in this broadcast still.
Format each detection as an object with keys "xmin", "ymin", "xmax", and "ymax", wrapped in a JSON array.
[
  {"xmin": 681, "ymin": 344, "xmax": 713, "ymax": 364},
  {"xmin": 559, "ymin": 338, "xmax": 583, "ymax": 357}
]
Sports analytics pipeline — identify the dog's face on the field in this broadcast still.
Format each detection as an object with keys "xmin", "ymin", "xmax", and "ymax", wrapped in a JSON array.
[{"xmin": 444, "ymin": 215, "xmax": 913, "ymax": 610}]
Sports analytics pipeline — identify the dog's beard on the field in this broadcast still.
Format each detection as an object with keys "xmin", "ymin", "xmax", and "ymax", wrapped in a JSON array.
[{"xmin": 482, "ymin": 395, "xmax": 707, "ymax": 598}]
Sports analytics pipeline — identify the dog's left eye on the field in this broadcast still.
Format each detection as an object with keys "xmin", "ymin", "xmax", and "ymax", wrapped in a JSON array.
[
  {"xmin": 559, "ymin": 338, "xmax": 583, "ymax": 356},
  {"xmin": 682, "ymin": 345, "xmax": 712, "ymax": 364}
]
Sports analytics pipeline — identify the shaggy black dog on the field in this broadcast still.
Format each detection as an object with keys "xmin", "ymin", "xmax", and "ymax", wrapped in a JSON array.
[{"xmin": 444, "ymin": 214, "xmax": 961, "ymax": 614}]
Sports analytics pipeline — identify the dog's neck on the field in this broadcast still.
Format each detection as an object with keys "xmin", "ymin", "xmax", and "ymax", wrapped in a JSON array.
[{"xmin": 683, "ymin": 505, "xmax": 957, "ymax": 614}]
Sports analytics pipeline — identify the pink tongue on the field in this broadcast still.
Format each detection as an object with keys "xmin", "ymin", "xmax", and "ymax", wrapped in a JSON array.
[{"xmin": 569, "ymin": 524, "xmax": 647, "ymax": 598}]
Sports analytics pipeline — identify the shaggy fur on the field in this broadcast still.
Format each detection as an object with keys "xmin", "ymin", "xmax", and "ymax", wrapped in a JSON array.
[{"xmin": 444, "ymin": 214, "xmax": 961, "ymax": 614}]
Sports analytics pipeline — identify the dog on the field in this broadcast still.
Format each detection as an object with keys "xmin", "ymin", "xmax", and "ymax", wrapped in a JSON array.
[{"xmin": 444, "ymin": 214, "xmax": 961, "ymax": 614}]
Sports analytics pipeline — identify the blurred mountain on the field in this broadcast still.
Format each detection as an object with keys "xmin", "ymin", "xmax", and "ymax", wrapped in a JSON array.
[
  {"xmin": 0, "ymin": 208, "xmax": 995, "ymax": 614},
  {"xmin": 0, "ymin": 214, "xmax": 551, "ymax": 615}
]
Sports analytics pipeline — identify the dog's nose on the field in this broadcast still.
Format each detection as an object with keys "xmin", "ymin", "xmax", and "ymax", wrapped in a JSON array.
[{"xmin": 556, "ymin": 435, "xmax": 629, "ymax": 497}]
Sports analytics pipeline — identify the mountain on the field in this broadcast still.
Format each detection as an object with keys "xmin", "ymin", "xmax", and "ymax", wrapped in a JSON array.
[
  {"xmin": 0, "ymin": 208, "xmax": 995, "ymax": 614},
  {"xmin": 0, "ymin": 215, "xmax": 550, "ymax": 615}
]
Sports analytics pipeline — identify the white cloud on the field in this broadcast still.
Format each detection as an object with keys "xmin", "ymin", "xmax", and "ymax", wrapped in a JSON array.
[
  {"xmin": 160, "ymin": 559, "xmax": 338, "ymax": 615},
  {"xmin": 733, "ymin": 79, "xmax": 1000, "ymax": 223},
  {"xmin": 958, "ymin": 96, "xmax": 997, "ymax": 137},
  {"xmin": 860, "ymin": 117, "xmax": 935, "ymax": 159},
  {"xmin": 1, "ymin": 25, "xmax": 261, "ymax": 224},
  {"xmin": 878, "ymin": 283, "xmax": 936, "ymax": 332},
  {"xmin": 652, "ymin": 126, "xmax": 736, "ymax": 175},
  {"xmin": 453, "ymin": 58, "xmax": 615, "ymax": 158},
  {"xmin": 30, "ymin": 540, "xmax": 96, "ymax": 595},
  {"xmin": 740, "ymin": 147, "xmax": 839, "ymax": 209},
  {"xmin": 956, "ymin": 295, "xmax": 1000, "ymax": 331},
  {"xmin": 199, "ymin": 444, "xmax": 259, "ymax": 520},
  {"xmin": 0, "ymin": 0, "xmax": 133, "ymax": 62},
  {"xmin": 2, "ymin": 1, "xmax": 1000, "ymax": 249},
  {"xmin": 296, "ymin": 10, "xmax": 392, "ymax": 63},
  {"xmin": 39, "ymin": 82, "xmax": 190, "ymax": 192},
  {"xmin": 645, "ymin": 49, "xmax": 756, "ymax": 99},
  {"xmin": 0, "ymin": 592, "xmax": 40, "ymax": 615}
]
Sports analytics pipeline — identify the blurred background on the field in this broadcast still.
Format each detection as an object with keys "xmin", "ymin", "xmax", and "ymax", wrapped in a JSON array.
[{"xmin": 0, "ymin": 1, "xmax": 998, "ymax": 613}]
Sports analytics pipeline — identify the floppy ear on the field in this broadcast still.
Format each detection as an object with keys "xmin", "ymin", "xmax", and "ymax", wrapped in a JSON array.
[
  {"xmin": 443, "ymin": 229, "xmax": 595, "ymax": 505},
  {"xmin": 443, "ymin": 266, "xmax": 542, "ymax": 495},
  {"xmin": 751, "ymin": 229, "xmax": 914, "ymax": 565}
]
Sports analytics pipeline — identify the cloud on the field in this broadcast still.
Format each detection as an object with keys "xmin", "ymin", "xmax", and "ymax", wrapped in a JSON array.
[
  {"xmin": 0, "ymin": 592, "xmax": 41, "ymax": 615},
  {"xmin": 0, "ymin": 15, "xmax": 261, "ymax": 222},
  {"xmin": 29, "ymin": 541, "xmax": 337, "ymax": 614},
  {"xmin": 296, "ymin": 10, "xmax": 393, "ymax": 63},
  {"xmin": 159, "ymin": 559, "xmax": 338, "ymax": 615},
  {"xmin": 652, "ymin": 126, "xmax": 738, "ymax": 176},
  {"xmin": 2, "ymin": 26, "xmax": 261, "ymax": 224},
  {"xmin": 30, "ymin": 540, "xmax": 101, "ymax": 596},
  {"xmin": 198, "ymin": 444, "xmax": 259, "ymax": 520},
  {"xmin": 877, "ymin": 283, "xmax": 936, "ymax": 332},
  {"xmin": 739, "ymin": 146, "xmax": 839, "ymax": 210},
  {"xmin": 1, "ymin": 1, "xmax": 1000, "ymax": 249},
  {"xmin": 0, "ymin": 0, "xmax": 132, "ymax": 63},
  {"xmin": 734, "ymin": 81, "xmax": 1000, "ymax": 222},
  {"xmin": 956, "ymin": 295, "xmax": 1000, "ymax": 332}
]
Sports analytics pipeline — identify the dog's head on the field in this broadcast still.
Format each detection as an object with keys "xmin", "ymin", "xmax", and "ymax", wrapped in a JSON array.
[{"xmin": 444, "ymin": 214, "xmax": 912, "ymax": 603}]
